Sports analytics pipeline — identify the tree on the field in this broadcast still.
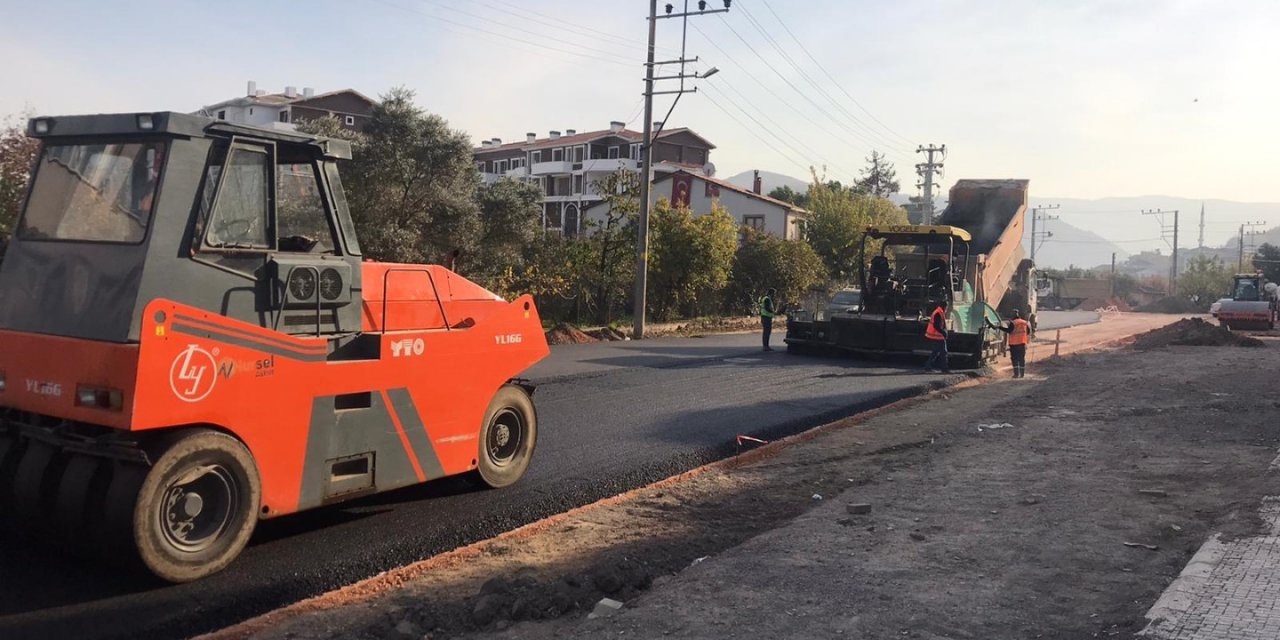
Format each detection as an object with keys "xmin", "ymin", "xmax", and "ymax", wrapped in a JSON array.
[
  {"xmin": 1253, "ymin": 243, "xmax": 1280, "ymax": 283},
  {"xmin": 471, "ymin": 177, "xmax": 543, "ymax": 282},
  {"xmin": 647, "ymin": 198, "xmax": 737, "ymax": 320},
  {"xmin": 1179, "ymin": 255, "xmax": 1233, "ymax": 309},
  {"xmin": 320, "ymin": 87, "xmax": 481, "ymax": 265},
  {"xmin": 803, "ymin": 171, "xmax": 908, "ymax": 282},
  {"xmin": 767, "ymin": 184, "xmax": 808, "ymax": 208},
  {"xmin": 0, "ymin": 114, "xmax": 41, "ymax": 242},
  {"xmin": 726, "ymin": 229, "xmax": 825, "ymax": 314},
  {"xmin": 582, "ymin": 169, "xmax": 640, "ymax": 324},
  {"xmin": 855, "ymin": 151, "xmax": 899, "ymax": 198}
]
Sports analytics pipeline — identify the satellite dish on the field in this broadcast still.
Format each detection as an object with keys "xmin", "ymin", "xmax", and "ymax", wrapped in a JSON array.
[{"xmin": 702, "ymin": 161, "xmax": 715, "ymax": 177}]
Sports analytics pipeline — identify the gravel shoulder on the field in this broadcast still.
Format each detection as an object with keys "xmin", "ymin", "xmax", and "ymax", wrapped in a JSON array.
[{"xmin": 223, "ymin": 314, "xmax": 1249, "ymax": 640}]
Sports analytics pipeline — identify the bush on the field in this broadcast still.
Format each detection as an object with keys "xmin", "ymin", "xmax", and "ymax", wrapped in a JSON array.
[{"xmin": 726, "ymin": 229, "xmax": 826, "ymax": 315}]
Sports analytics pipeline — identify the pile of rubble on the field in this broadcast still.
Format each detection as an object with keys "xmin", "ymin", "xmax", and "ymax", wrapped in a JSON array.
[
  {"xmin": 544, "ymin": 323, "xmax": 598, "ymax": 345},
  {"xmin": 1132, "ymin": 317, "xmax": 1265, "ymax": 349}
]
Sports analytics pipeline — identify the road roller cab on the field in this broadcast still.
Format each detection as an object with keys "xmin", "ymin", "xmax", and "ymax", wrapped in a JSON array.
[{"xmin": 0, "ymin": 113, "xmax": 550, "ymax": 582}]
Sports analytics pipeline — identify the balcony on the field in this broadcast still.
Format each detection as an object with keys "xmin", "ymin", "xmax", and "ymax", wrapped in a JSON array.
[
  {"xmin": 504, "ymin": 166, "xmax": 529, "ymax": 179},
  {"xmin": 580, "ymin": 158, "xmax": 638, "ymax": 173},
  {"xmin": 531, "ymin": 160, "xmax": 572, "ymax": 176}
]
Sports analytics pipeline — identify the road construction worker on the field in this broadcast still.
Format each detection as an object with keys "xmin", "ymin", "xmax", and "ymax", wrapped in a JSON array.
[
  {"xmin": 988, "ymin": 309, "xmax": 1031, "ymax": 378},
  {"xmin": 923, "ymin": 299, "xmax": 949, "ymax": 373},
  {"xmin": 759, "ymin": 288, "xmax": 777, "ymax": 351}
]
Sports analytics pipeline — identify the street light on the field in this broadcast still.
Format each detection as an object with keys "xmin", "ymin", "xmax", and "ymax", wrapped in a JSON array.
[{"xmin": 699, "ymin": 66, "xmax": 720, "ymax": 79}]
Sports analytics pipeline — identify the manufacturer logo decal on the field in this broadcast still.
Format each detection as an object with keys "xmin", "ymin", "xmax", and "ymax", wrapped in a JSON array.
[
  {"xmin": 391, "ymin": 338, "xmax": 425, "ymax": 358},
  {"xmin": 170, "ymin": 344, "xmax": 218, "ymax": 402}
]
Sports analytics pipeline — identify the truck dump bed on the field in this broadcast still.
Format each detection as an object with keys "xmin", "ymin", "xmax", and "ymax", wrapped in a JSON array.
[{"xmin": 936, "ymin": 179, "xmax": 1030, "ymax": 312}]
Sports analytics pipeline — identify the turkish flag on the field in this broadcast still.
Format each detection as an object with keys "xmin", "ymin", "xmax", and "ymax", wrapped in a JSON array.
[{"xmin": 671, "ymin": 173, "xmax": 693, "ymax": 208}]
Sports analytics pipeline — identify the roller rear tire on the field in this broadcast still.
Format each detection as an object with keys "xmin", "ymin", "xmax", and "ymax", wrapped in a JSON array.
[
  {"xmin": 475, "ymin": 386, "xmax": 537, "ymax": 489},
  {"xmin": 132, "ymin": 430, "xmax": 261, "ymax": 583}
]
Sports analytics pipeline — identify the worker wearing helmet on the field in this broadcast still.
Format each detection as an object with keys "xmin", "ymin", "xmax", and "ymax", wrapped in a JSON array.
[
  {"xmin": 923, "ymin": 299, "xmax": 949, "ymax": 373},
  {"xmin": 988, "ymin": 310, "xmax": 1031, "ymax": 378},
  {"xmin": 759, "ymin": 288, "xmax": 777, "ymax": 351}
]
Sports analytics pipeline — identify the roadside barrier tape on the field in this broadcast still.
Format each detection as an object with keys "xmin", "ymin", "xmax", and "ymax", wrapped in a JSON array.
[{"xmin": 736, "ymin": 435, "xmax": 769, "ymax": 446}]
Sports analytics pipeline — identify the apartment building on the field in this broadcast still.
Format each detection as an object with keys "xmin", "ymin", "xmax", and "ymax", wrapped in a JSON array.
[
  {"xmin": 196, "ymin": 81, "xmax": 375, "ymax": 132},
  {"xmin": 472, "ymin": 121, "xmax": 715, "ymax": 236}
]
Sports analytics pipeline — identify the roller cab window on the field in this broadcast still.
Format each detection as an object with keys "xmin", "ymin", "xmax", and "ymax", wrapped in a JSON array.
[{"xmin": 19, "ymin": 142, "xmax": 165, "ymax": 244}]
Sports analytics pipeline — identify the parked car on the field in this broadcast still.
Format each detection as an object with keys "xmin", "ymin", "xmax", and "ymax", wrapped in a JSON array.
[{"xmin": 825, "ymin": 288, "xmax": 863, "ymax": 317}]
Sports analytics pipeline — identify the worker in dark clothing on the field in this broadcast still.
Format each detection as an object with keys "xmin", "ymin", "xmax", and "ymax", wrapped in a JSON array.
[
  {"xmin": 987, "ymin": 309, "xmax": 1031, "ymax": 378},
  {"xmin": 923, "ymin": 299, "xmax": 949, "ymax": 373},
  {"xmin": 759, "ymin": 288, "xmax": 778, "ymax": 351}
]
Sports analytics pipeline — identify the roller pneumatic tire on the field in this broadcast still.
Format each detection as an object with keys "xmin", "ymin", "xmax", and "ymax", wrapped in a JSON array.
[
  {"xmin": 131, "ymin": 430, "xmax": 261, "ymax": 583},
  {"xmin": 52, "ymin": 454, "xmax": 110, "ymax": 551},
  {"xmin": 10, "ymin": 440, "xmax": 65, "ymax": 536},
  {"xmin": 475, "ymin": 386, "xmax": 538, "ymax": 489},
  {"xmin": 0, "ymin": 431, "xmax": 23, "ymax": 518}
]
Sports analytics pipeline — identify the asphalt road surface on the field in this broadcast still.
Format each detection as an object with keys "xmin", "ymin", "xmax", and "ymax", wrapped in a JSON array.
[{"xmin": 0, "ymin": 311, "xmax": 1098, "ymax": 640}]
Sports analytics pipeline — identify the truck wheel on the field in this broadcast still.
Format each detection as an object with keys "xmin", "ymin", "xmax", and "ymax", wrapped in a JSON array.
[
  {"xmin": 476, "ymin": 386, "xmax": 537, "ymax": 489},
  {"xmin": 132, "ymin": 430, "xmax": 261, "ymax": 583}
]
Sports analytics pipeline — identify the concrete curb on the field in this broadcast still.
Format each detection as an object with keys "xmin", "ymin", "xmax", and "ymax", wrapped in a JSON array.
[{"xmin": 1138, "ymin": 534, "xmax": 1227, "ymax": 637}]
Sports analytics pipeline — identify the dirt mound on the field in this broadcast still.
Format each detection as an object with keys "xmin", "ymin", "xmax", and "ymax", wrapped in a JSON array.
[
  {"xmin": 545, "ymin": 323, "xmax": 598, "ymax": 345},
  {"xmin": 585, "ymin": 327, "xmax": 628, "ymax": 341},
  {"xmin": 1078, "ymin": 296, "xmax": 1131, "ymax": 312},
  {"xmin": 1137, "ymin": 297, "xmax": 1202, "ymax": 314},
  {"xmin": 1133, "ymin": 317, "xmax": 1265, "ymax": 349}
]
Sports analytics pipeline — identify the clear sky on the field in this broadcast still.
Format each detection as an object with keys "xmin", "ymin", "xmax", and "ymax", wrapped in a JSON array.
[{"xmin": 3, "ymin": 0, "xmax": 1277, "ymax": 206}]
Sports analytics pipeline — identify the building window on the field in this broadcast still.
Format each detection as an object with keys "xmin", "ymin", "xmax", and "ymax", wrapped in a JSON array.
[
  {"xmin": 496, "ymin": 159, "xmax": 508, "ymax": 173},
  {"xmin": 608, "ymin": 146, "xmax": 620, "ymax": 159},
  {"xmin": 217, "ymin": 110, "xmax": 226, "ymax": 120},
  {"xmin": 531, "ymin": 150, "xmax": 542, "ymax": 163},
  {"xmin": 278, "ymin": 110, "xmax": 289, "ymax": 123},
  {"xmin": 573, "ymin": 146, "xmax": 585, "ymax": 163},
  {"xmin": 345, "ymin": 115, "xmax": 355, "ymax": 126},
  {"xmin": 630, "ymin": 143, "xmax": 640, "ymax": 160},
  {"xmin": 743, "ymin": 215, "xmax": 766, "ymax": 232},
  {"xmin": 476, "ymin": 161, "xmax": 486, "ymax": 173},
  {"xmin": 573, "ymin": 174, "xmax": 583, "ymax": 194},
  {"xmin": 552, "ymin": 148, "xmax": 564, "ymax": 162}
]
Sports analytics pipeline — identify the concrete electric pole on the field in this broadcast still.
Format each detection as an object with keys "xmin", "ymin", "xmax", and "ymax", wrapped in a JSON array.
[
  {"xmin": 1239, "ymin": 221, "xmax": 1268, "ymax": 272},
  {"xmin": 633, "ymin": 0, "xmax": 728, "ymax": 340},
  {"xmin": 1198, "ymin": 203, "xmax": 1205, "ymax": 249},
  {"xmin": 1143, "ymin": 209, "xmax": 1180, "ymax": 295},
  {"xmin": 1029, "ymin": 204, "xmax": 1060, "ymax": 263},
  {"xmin": 915, "ymin": 144, "xmax": 945, "ymax": 225}
]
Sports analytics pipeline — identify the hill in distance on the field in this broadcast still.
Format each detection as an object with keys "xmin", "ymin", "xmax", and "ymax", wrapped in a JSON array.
[{"xmin": 724, "ymin": 169, "xmax": 808, "ymax": 196}]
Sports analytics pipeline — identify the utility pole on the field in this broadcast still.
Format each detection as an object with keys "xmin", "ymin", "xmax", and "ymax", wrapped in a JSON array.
[
  {"xmin": 1198, "ymin": 203, "xmax": 1205, "ymax": 249},
  {"xmin": 1029, "ymin": 204, "xmax": 1060, "ymax": 262},
  {"xmin": 1239, "ymin": 221, "xmax": 1268, "ymax": 272},
  {"xmin": 1110, "ymin": 252, "xmax": 1117, "ymax": 298},
  {"xmin": 1143, "ymin": 209, "xmax": 1180, "ymax": 295},
  {"xmin": 915, "ymin": 144, "xmax": 946, "ymax": 225},
  {"xmin": 633, "ymin": 0, "xmax": 728, "ymax": 340}
]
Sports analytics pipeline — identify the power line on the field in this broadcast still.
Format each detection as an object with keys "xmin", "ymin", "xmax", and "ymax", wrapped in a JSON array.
[
  {"xmin": 416, "ymin": 0, "xmax": 640, "ymax": 63},
  {"xmin": 368, "ymin": 0, "xmax": 635, "ymax": 67},
  {"xmin": 469, "ymin": 0, "xmax": 685, "ymax": 57},
  {"xmin": 696, "ymin": 88, "xmax": 803, "ymax": 175},
  {"xmin": 712, "ymin": 14, "xmax": 905, "ymax": 165},
  {"xmin": 732, "ymin": 1, "xmax": 912, "ymax": 156},
  {"xmin": 701, "ymin": 78, "xmax": 855, "ymax": 178},
  {"xmin": 753, "ymin": 0, "xmax": 916, "ymax": 148},
  {"xmin": 689, "ymin": 22, "xmax": 905, "ymax": 177}
]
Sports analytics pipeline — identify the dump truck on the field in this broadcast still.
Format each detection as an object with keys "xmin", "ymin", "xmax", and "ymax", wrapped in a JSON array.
[
  {"xmin": 1213, "ymin": 273, "xmax": 1278, "ymax": 330},
  {"xmin": 785, "ymin": 179, "xmax": 1036, "ymax": 367},
  {"xmin": 0, "ymin": 112, "xmax": 550, "ymax": 582}
]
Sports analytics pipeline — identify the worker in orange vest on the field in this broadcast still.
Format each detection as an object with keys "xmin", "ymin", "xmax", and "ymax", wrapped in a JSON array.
[
  {"xmin": 922, "ymin": 299, "xmax": 950, "ymax": 373},
  {"xmin": 988, "ymin": 309, "xmax": 1031, "ymax": 378}
]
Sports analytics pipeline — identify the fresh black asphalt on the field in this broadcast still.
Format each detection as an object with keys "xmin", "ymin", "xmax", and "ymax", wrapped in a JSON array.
[{"xmin": 0, "ymin": 312, "xmax": 1096, "ymax": 640}]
